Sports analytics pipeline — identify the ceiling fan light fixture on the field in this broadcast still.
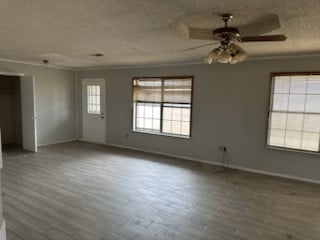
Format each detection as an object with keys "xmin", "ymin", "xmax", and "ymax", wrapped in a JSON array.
[
  {"xmin": 188, "ymin": 13, "xmax": 286, "ymax": 65},
  {"xmin": 205, "ymin": 43, "xmax": 247, "ymax": 64},
  {"xmin": 218, "ymin": 49, "xmax": 232, "ymax": 63},
  {"xmin": 206, "ymin": 48, "xmax": 221, "ymax": 64},
  {"xmin": 230, "ymin": 57, "xmax": 238, "ymax": 64},
  {"xmin": 233, "ymin": 49, "xmax": 247, "ymax": 63}
]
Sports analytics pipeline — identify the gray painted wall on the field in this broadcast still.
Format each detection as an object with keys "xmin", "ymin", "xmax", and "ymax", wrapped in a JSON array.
[
  {"xmin": 0, "ymin": 61, "xmax": 76, "ymax": 145},
  {"xmin": 78, "ymin": 57, "xmax": 320, "ymax": 182}
]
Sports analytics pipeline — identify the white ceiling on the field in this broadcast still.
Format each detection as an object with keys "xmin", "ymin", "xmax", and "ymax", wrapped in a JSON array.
[{"xmin": 0, "ymin": 0, "xmax": 320, "ymax": 68}]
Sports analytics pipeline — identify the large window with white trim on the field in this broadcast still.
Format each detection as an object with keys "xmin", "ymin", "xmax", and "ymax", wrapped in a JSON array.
[
  {"xmin": 267, "ymin": 73, "xmax": 320, "ymax": 153},
  {"xmin": 132, "ymin": 77, "xmax": 193, "ymax": 138}
]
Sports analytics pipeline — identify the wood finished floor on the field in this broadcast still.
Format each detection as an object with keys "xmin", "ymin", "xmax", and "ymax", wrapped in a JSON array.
[{"xmin": 2, "ymin": 141, "xmax": 320, "ymax": 240}]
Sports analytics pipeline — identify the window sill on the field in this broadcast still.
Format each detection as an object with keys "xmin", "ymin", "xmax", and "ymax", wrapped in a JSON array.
[
  {"xmin": 266, "ymin": 145, "xmax": 320, "ymax": 156},
  {"xmin": 132, "ymin": 130, "xmax": 191, "ymax": 140}
]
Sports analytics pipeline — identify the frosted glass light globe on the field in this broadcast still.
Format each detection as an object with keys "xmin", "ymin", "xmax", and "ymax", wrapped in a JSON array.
[
  {"xmin": 206, "ymin": 48, "xmax": 221, "ymax": 64},
  {"xmin": 230, "ymin": 57, "xmax": 238, "ymax": 64},
  {"xmin": 234, "ymin": 51, "xmax": 247, "ymax": 62},
  {"xmin": 218, "ymin": 50, "xmax": 232, "ymax": 63}
]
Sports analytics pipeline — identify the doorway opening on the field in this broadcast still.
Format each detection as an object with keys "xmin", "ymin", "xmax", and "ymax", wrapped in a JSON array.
[
  {"xmin": 0, "ymin": 73, "xmax": 37, "ymax": 153},
  {"xmin": 0, "ymin": 75, "xmax": 22, "ymax": 152}
]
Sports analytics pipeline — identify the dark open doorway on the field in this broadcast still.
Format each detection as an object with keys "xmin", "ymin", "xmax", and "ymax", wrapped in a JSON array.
[{"xmin": 0, "ymin": 75, "xmax": 22, "ymax": 151}]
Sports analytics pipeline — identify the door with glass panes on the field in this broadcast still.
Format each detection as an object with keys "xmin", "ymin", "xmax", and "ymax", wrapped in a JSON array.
[{"xmin": 82, "ymin": 79, "xmax": 106, "ymax": 143}]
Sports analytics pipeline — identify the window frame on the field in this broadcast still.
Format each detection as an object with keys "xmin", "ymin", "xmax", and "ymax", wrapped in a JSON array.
[
  {"xmin": 266, "ymin": 72, "xmax": 320, "ymax": 155},
  {"xmin": 131, "ymin": 76, "xmax": 194, "ymax": 139}
]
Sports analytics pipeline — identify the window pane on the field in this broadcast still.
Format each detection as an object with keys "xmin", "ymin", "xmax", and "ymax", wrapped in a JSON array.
[
  {"xmin": 163, "ymin": 107, "xmax": 172, "ymax": 120},
  {"xmin": 153, "ymin": 107, "xmax": 160, "ymax": 119},
  {"xmin": 305, "ymin": 95, "xmax": 320, "ymax": 113},
  {"xmin": 274, "ymin": 77, "xmax": 290, "ymax": 93},
  {"xmin": 87, "ymin": 85, "xmax": 101, "ymax": 114},
  {"xmin": 270, "ymin": 112, "xmax": 287, "ymax": 129},
  {"xmin": 144, "ymin": 118, "xmax": 152, "ymax": 129},
  {"xmin": 88, "ymin": 95, "xmax": 93, "ymax": 104},
  {"xmin": 163, "ymin": 120, "xmax": 171, "ymax": 133},
  {"xmin": 171, "ymin": 121, "xmax": 181, "ymax": 135},
  {"xmin": 153, "ymin": 119, "xmax": 160, "ymax": 130},
  {"xmin": 286, "ymin": 113, "xmax": 303, "ymax": 131},
  {"xmin": 137, "ymin": 118, "xmax": 144, "ymax": 128},
  {"xmin": 145, "ymin": 105, "xmax": 153, "ymax": 118},
  {"xmin": 304, "ymin": 114, "xmax": 320, "ymax": 132},
  {"xmin": 172, "ymin": 108, "xmax": 182, "ymax": 121},
  {"xmin": 181, "ymin": 122, "xmax": 190, "ymax": 136},
  {"xmin": 307, "ymin": 79, "xmax": 320, "ymax": 94},
  {"xmin": 285, "ymin": 131, "xmax": 302, "ymax": 149},
  {"xmin": 273, "ymin": 94, "xmax": 289, "ymax": 111},
  {"xmin": 182, "ymin": 108, "xmax": 191, "ymax": 122},
  {"xmin": 302, "ymin": 133, "xmax": 320, "ymax": 151},
  {"xmin": 269, "ymin": 129, "xmax": 285, "ymax": 147},
  {"xmin": 137, "ymin": 105, "xmax": 144, "ymax": 118},
  {"xmin": 288, "ymin": 94, "xmax": 305, "ymax": 112},
  {"xmin": 290, "ymin": 76, "xmax": 307, "ymax": 94},
  {"xmin": 134, "ymin": 102, "xmax": 161, "ymax": 132}
]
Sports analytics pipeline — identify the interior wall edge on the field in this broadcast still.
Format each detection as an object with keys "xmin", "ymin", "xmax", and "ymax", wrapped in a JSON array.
[{"xmin": 0, "ymin": 218, "xmax": 5, "ymax": 240}]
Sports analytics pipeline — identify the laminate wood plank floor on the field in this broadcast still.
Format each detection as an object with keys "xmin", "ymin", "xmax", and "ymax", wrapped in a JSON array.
[{"xmin": 2, "ymin": 141, "xmax": 320, "ymax": 240}]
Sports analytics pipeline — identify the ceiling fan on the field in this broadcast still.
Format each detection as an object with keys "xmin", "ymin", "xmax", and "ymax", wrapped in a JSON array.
[{"xmin": 183, "ymin": 14, "xmax": 287, "ymax": 64}]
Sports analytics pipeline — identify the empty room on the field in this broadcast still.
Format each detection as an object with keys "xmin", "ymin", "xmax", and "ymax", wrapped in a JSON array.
[{"xmin": 0, "ymin": 0, "xmax": 319, "ymax": 240}]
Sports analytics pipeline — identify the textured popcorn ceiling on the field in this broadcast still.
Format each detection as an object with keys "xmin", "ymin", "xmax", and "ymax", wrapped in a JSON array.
[{"xmin": 0, "ymin": 0, "xmax": 319, "ymax": 68}]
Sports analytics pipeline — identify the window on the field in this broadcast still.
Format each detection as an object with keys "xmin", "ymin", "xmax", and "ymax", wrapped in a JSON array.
[
  {"xmin": 87, "ymin": 85, "xmax": 101, "ymax": 114},
  {"xmin": 132, "ymin": 77, "xmax": 193, "ymax": 137},
  {"xmin": 267, "ymin": 73, "xmax": 320, "ymax": 153}
]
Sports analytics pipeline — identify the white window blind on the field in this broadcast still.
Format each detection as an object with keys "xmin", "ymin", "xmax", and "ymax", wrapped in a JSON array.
[
  {"xmin": 267, "ymin": 74, "xmax": 320, "ymax": 152},
  {"xmin": 133, "ymin": 77, "xmax": 192, "ymax": 137},
  {"xmin": 133, "ymin": 78, "xmax": 192, "ymax": 104}
]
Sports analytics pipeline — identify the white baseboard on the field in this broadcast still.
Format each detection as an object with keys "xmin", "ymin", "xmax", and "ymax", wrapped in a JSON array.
[
  {"xmin": 0, "ymin": 220, "xmax": 6, "ymax": 240},
  {"xmin": 80, "ymin": 139, "xmax": 320, "ymax": 185},
  {"xmin": 37, "ymin": 138, "xmax": 77, "ymax": 147}
]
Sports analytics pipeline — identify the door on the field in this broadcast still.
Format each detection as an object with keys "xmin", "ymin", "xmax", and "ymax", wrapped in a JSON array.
[
  {"xmin": 82, "ymin": 79, "xmax": 106, "ymax": 143},
  {"xmin": 21, "ymin": 76, "xmax": 37, "ymax": 152}
]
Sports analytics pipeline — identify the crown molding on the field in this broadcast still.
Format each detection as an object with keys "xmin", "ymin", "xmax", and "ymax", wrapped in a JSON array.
[
  {"xmin": 76, "ymin": 53, "xmax": 320, "ymax": 71},
  {"xmin": 75, "ymin": 60, "xmax": 204, "ymax": 71},
  {"xmin": 248, "ymin": 53, "xmax": 320, "ymax": 61},
  {"xmin": 0, "ymin": 57, "xmax": 75, "ymax": 71},
  {"xmin": 1, "ymin": 53, "xmax": 320, "ymax": 72}
]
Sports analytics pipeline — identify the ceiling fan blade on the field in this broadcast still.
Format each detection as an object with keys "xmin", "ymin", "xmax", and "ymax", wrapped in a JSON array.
[
  {"xmin": 240, "ymin": 34, "xmax": 287, "ymax": 42},
  {"xmin": 189, "ymin": 27, "xmax": 220, "ymax": 41},
  {"xmin": 179, "ymin": 42, "xmax": 218, "ymax": 52},
  {"xmin": 238, "ymin": 14, "xmax": 281, "ymax": 36}
]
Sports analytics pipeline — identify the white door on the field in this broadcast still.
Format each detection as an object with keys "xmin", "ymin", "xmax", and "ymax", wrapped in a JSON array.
[
  {"xmin": 21, "ymin": 76, "xmax": 37, "ymax": 152},
  {"xmin": 82, "ymin": 79, "xmax": 106, "ymax": 143}
]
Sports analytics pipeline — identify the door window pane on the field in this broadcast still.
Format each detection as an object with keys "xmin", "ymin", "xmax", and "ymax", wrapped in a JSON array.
[{"xmin": 87, "ymin": 85, "xmax": 101, "ymax": 114}]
